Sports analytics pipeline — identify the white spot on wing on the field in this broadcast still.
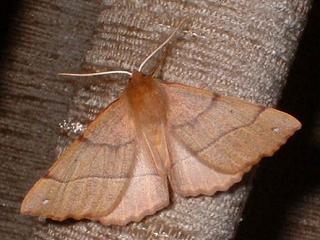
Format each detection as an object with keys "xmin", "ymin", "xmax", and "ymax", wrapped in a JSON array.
[{"xmin": 272, "ymin": 127, "xmax": 280, "ymax": 133}]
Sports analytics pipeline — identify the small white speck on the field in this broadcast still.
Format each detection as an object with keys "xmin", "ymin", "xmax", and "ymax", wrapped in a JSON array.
[
  {"xmin": 273, "ymin": 127, "xmax": 280, "ymax": 133},
  {"xmin": 43, "ymin": 199, "xmax": 49, "ymax": 205}
]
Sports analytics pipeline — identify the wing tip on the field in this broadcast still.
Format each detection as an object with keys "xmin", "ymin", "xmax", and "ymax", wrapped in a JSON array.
[{"xmin": 214, "ymin": 112, "xmax": 302, "ymax": 175}]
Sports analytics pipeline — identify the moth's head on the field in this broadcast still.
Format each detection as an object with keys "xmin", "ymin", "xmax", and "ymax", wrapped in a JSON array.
[
  {"xmin": 129, "ymin": 70, "xmax": 154, "ymax": 86},
  {"xmin": 131, "ymin": 70, "xmax": 144, "ymax": 80}
]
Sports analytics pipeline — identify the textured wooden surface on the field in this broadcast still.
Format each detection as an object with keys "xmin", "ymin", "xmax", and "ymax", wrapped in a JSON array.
[
  {"xmin": 0, "ymin": 1, "xmax": 102, "ymax": 239},
  {"xmin": 0, "ymin": 0, "xmax": 315, "ymax": 239}
]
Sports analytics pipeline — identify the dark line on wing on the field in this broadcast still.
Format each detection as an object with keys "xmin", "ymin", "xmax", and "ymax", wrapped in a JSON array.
[
  {"xmin": 79, "ymin": 137, "xmax": 134, "ymax": 149},
  {"xmin": 195, "ymin": 107, "xmax": 266, "ymax": 154},
  {"xmin": 173, "ymin": 95, "xmax": 218, "ymax": 129},
  {"xmin": 169, "ymin": 107, "xmax": 266, "ymax": 170},
  {"xmin": 43, "ymin": 173, "xmax": 162, "ymax": 184}
]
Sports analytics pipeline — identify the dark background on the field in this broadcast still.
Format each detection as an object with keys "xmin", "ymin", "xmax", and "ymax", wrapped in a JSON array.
[
  {"xmin": 0, "ymin": 1, "xmax": 20, "ymax": 54},
  {"xmin": 0, "ymin": 1, "xmax": 319, "ymax": 239}
]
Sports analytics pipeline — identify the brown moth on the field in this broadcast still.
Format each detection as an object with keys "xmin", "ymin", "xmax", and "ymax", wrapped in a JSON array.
[{"xmin": 21, "ymin": 22, "xmax": 301, "ymax": 226}]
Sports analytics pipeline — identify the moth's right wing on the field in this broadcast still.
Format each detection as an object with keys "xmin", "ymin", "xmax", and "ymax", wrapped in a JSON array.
[{"xmin": 164, "ymin": 83, "xmax": 301, "ymax": 197}]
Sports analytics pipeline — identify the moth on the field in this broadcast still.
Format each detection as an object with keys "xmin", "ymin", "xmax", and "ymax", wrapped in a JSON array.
[{"xmin": 21, "ymin": 22, "xmax": 301, "ymax": 226}]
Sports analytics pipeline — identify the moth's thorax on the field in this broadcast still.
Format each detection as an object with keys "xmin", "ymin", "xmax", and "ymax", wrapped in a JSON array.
[
  {"xmin": 125, "ymin": 71, "xmax": 168, "ymax": 127},
  {"xmin": 125, "ymin": 71, "xmax": 170, "ymax": 175}
]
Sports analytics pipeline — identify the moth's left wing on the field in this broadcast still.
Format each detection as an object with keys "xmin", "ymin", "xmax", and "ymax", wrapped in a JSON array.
[
  {"xmin": 21, "ymin": 97, "xmax": 169, "ymax": 225},
  {"xmin": 20, "ymin": 97, "xmax": 137, "ymax": 223},
  {"xmin": 163, "ymin": 83, "xmax": 301, "ymax": 196}
]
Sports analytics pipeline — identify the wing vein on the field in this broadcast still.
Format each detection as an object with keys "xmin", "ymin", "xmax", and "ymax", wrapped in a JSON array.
[
  {"xmin": 43, "ymin": 173, "xmax": 162, "ymax": 183},
  {"xmin": 195, "ymin": 108, "xmax": 266, "ymax": 154}
]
